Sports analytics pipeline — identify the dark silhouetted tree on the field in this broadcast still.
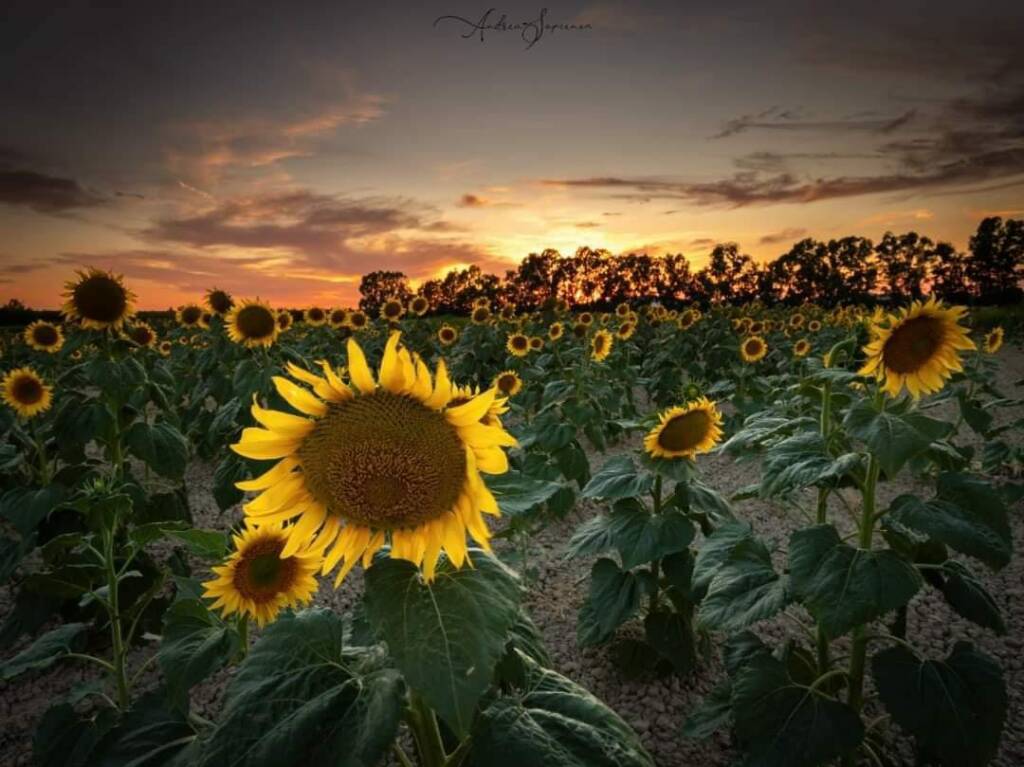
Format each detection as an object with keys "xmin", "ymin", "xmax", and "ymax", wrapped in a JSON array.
[
  {"xmin": 358, "ymin": 271, "xmax": 412, "ymax": 314},
  {"xmin": 966, "ymin": 217, "xmax": 1023, "ymax": 304}
]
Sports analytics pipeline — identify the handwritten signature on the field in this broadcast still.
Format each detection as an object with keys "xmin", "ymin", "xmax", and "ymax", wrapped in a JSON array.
[{"xmin": 433, "ymin": 8, "xmax": 592, "ymax": 50}]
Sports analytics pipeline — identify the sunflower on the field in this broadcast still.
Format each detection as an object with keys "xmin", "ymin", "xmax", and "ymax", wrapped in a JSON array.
[
  {"xmin": 859, "ymin": 299, "xmax": 974, "ymax": 398},
  {"xmin": 808, "ymin": 319, "xmax": 822, "ymax": 333},
  {"xmin": 506, "ymin": 333, "xmax": 530, "ymax": 357},
  {"xmin": 404, "ymin": 296, "xmax": 426, "ymax": 317},
  {"xmin": 643, "ymin": 398, "xmax": 723, "ymax": 460},
  {"xmin": 571, "ymin": 322, "xmax": 587, "ymax": 338},
  {"xmin": 591, "ymin": 329, "xmax": 613, "ymax": 361},
  {"xmin": 277, "ymin": 310, "xmax": 294, "ymax": 332},
  {"xmin": 62, "ymin": 268, "xmax": 136, "ymax": 330},
  {"xmin": 499, "ymin": 306, "xmax": 516, "ymax": 322},
  {"xmin": 473, "ymin": 297, "xmax": 490, "ymax": 308},
  {"xmin": 617, "ymin": 321, "xmax": 636, "ymax": 340},
  {"xmin": 789, "ymin": 313, "xmax": 806, "ymax": 330},
  {"xmin": 740, "ymin": 335, "xmax": 768, "ymax": 363},
  {"xmin": 24, "ymin": 321, "xmax": 64, "ymax": 353},
  {"xmin": 227, "ymin": 299, "xmax": 280, "ymax": 348},
  {"xmin": 127, "ymin": 322, "xmax": 157, "ymax": 348},
  {"xmin": 748, "ymin": 320, "xmax": 764, "ymax": 335},
  {"xmin": 438, "ymin": 324, "xmax": 458, "ymax": 346},
  {"xmin": 231, "ymin": 332, "xmax": 516, "ymax": 584},
  {"xmin": 529, "ymin": 336, "xmax": 543, "ymax": 351},
  {"xmin": 203, "ymin": 523, "xmax": 321, "ymax": 627},
  {"xmin": 677, "ymin": 310, "xmax": 696, "ymax": 331},
  {"xmin": 381, "ymin": 297, "xmax": 405, "ymax": 322},
  {"xmin": 493, "ymin": 370, "xmax": 523, "ymax": 397},
  {"xmin": 983, "ymin": 326, "xmax": 1004, "ymax": 354},
  {"xmin": 2, "ymin": 367, "xmax": 52, "ymax": 418},
  {"xmin": 548, "ymin": 322, "xmax": 564, "ymax": 341},
  {"xmin": 471, "ymin": 306, "xmax": 491, "ymax": 325},
  {"xmin": 159, "ymin": 340, "xmax": 173, "ymax": 356},
  {"xmin": 305, "ymin": 307, "xmax": 327, "ymax": 326},
  {"xmin": 329, "ymin": 308, "xmax": 349, "ymax": 328},
  {"xmin": 447, "ymin": 384, "xmax": 509, "ymax": 428},
  {"xmin": 616, "ymin": 302, "xmax": 631, "ymax": 318},
  {"xmin": 579, "ymin": 312, "xmax": 594, "ymax": 327},
  {"xmin": 177, "ymin": 304, "xmax": 206, "ymax": 328},
  {"xmin": 737, "ymin": 317, "xmax": 752, "ymax": 335},
  {"xmin": 206, "ymin": 288, "xmax": 234, "ymax": 315},
  {"xmin": 348, "ymin": 310, "xmax": 369, "ymax": 330},
  {"xmin": 793, "ymin": 338, "xmax": 811, "ymax": 358}
]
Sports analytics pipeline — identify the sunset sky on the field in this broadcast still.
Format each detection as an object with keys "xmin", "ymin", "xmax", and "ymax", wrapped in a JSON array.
[{"xmin": 2, "ymin": 0, "xmax": 1022, "ymax": 309}]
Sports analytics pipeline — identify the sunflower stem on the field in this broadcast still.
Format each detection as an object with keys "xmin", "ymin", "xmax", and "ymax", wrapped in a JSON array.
[
  {"xmin": 102, "ymin": 520, "xmax": 131, "ymax": 710},
  {"xmin": 406, "ymin": 691, "xmax": 447, "ymax": 767},
  {"xmin": 29, "ymin": 418, "xmax": 51, "ymax": 485},
  {"xmin": 649, "ymin": 474, "xmax": 663, "ymax": 614},
  {"xmin": 237, "ymin": 614, "xmax": 249, "ymax": 660}
]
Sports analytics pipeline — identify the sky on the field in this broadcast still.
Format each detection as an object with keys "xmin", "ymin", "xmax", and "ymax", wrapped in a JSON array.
[{"xmin": 1, "ymin": 0, "xmax": 1022, "ymax": 309}]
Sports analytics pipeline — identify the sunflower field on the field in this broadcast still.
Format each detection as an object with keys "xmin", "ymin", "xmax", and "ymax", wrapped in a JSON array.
[{"xmin": 1, "ymin": 268, "xmax": 1022, "ymax": 767}]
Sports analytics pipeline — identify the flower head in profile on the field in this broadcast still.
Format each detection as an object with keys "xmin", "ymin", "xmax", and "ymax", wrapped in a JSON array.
[
  {"xmin": 644, "ymin": 398, "xmax": 723, "ymax": 460},
  {"xmin": 591, "ymin": 329, "xmax": 613, "ymax": 361},
  {"xmin": 983, "ymin": 326, "xmax": 1004, "ymax": 354}
]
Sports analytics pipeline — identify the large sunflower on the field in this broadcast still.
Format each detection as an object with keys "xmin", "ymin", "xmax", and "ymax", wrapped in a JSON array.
[
  {"xmin": 203, "ymin": 523, "xmax": 321, "ymax": 627},
  {"xmin": 226, "ymin": 299, "xmax": 280, "ymax": 348},
  {"xmin": 644, "ymin": 398, "xmax": 723, "ymax": 460},
  {"xmin": 591, "ymin": 329, "xmax": 613, "ymax": 361},
  {"xmin": 984, "ymin": 326, "xmax": 1004, "ymax": 354},
  {"xmin": 740, "ymin": 335, "xmax": 767, "ymax": 363},
  {"xmin": 2, "ymin": 367, "xmax": 53, "ymax": 418},
  {"xmin": 62, "ymin": 268, "xmax": 136, "ymax": 330},
  {"xmin": 410, "ymin": 296, "xmax": 430, "ymax": 316},
  {"xmin": 506, "ymin": 333, "xmax": 530, "ymax": 357},
  {"xmin": 127, "ymin": 322, "xmax": 157, "ymax": 348},
  {"xmin": 231, "ymin": 332, "xmax": 516, "ymax": 584},
  {"xmin": 177, "ymin": 304, "xmax": 207, "ymax": 328},
  {"xmin": 438, "ymin": 324, "xmax": 458, "ymax": 346},
  {"xmin": 206, "ymin": 288, "xmax": 234, "ymax": 315},
  {"xmin": 858, "ymin": 299, "xmax": 974, "ymax": 398},
  {"xmin": 24, "ymin": 321, "xmax": 64, "ymax": 353},
  {"xmin": 493, "ymin": 370, "xmax": 523, "ymax": 397}
]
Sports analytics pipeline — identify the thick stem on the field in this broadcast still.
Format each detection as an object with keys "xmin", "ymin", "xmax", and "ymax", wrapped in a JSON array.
[
  {"xmin": 649, "ymin": 475, "xmax": 663, "ymax": 614},
  {"xmin": 815, "ymin": 380, "xmax": 834, "ymax": 675},
  {"xmin": 104, "ymin": 523, "xmax": 130, "ymax": 710},
  {"xmin": 406, "ymin": 691, "xmax": 448, "ymax": 767},
  {"xmin": 29, "ymin": 419, "xmax": 51, "ymax": 485}
]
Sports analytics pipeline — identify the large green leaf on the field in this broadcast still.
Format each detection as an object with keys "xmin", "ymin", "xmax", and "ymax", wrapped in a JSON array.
[
  {"xmin": 872, "ymin": 642, "xmax": 1006, "ymax": 767},
  {"xmin": 731, "ymin": 653, "xmax": 864, "ymax": 767},
  {"xmin": 125, "ymin": 420, "xmax": 188, "ymax": 479},
  {"xmin": 158, "ymin": 599, "xmax": 239, "ymax": 709},
  {"xmin": 469, "ymin": 652, "xmax": 653, "ymax": 767},
  {"xmin": 91, "ymin": 691, "xmax": 195, "ymax": 767},
  {"xmin": 644, "ymin": 609, "xmax": 697, "ymax": 676},
  {"xmin": 577, "ymin": 558, "xmax": 643, "ymax": 646},
  {"xmin": 0, "ymin": 484, "xmax": 67, "ymax": 537},
  {"xmin": 938, "ymin": 560, "xmax": 1006, "ymax": 635},
  {"xmin": 484, "ymin": 470, "xmax": 564, "ymax": 515},
  {"xmin": 843, "ymin": 399, "xmax": 951, "ymax": 477},
  {"xmin": 364, "ymin": 550, "xmax": 521, "ymax": 737},
  {"xmin": 197, "ymin": 609, "xmax": 403, "ymax": 767},
  {"xmin": 691, "ymin": 520, "xmax": 752, "ymax": 598},
  {"xmin": 0, "ymin": 622, "xmax": 88, "ymax": 680},
  {"xmin": 165, "ymin": 528, "xmax": 229, "ymax": 560},
  {"xmin": 33, "ymin": 703, "xmax": 117, "ymax": 767},
  {"xmin": 760, "ymin": 432, "xmax": 861, "ymax": 498},
  {"xmin": 698, "ymin": 538, "xmax": 789, "ymax": 632},
  {"xmin": 680, "ymin": 681, "xmax": 732, "ymax": 739},
  {"xmin": 789, "ymin": 524, "xmax": 921, "ymax": 637},
  {"xmin": 581, "ymin": 455, "xmax": 653, "ymax": 500},
  {"xmin": 887, "ymin": 473, "xmax": 1012, "ymax": 570}
]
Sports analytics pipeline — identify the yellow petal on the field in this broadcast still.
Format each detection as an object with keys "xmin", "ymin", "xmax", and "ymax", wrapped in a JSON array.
[
  {"xmin": 236, "ymin": 457, "xmax": 299, "ymax": 491},
  {"xmin": 232, "ymin": 428, "xmax": 302, "ymax": 460},
  {"xmin": 446, "ymin": 387, "xmax": 497, "ymax": 426},
  {"xmin": 317, "ymin": 360, "xmax": 353, "ymax": 401},
  {"xmin": 425, "ymin": 358, "xmax": 452, "ymax": 409},
  {"xmin": 251, "ymin": 396, "xmax": 315, "ymax": 437},
  {"xmin": 272, "ymin": 376, "xmax": 327, "ymax": 417},
  {"xmin": 347, "ymin": 338, "xmax": 376, "ymax": 394},
  {"xmin": 378, "ymin": 332, "xmax": 406, "ymax": 393},
  {"xmin": 282, "ymin": 503, "xmax": 327, "ymax": 557}
]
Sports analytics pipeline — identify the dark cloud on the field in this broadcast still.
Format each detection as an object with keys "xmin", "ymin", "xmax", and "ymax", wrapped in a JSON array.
[
  {"xmin": 457, "ymin": 193, "xmax": 488, "ymax": 207},
  {"xmin": 712, "ymin": 107, "xmax": 915, "ymax": 139},
  {"xmin": 0, "ymin": 169, "xmax": 106, "ymax": 213},
  {"xmin": 758, "ymin": 227, "xmax": 807, "ymax": 245}
]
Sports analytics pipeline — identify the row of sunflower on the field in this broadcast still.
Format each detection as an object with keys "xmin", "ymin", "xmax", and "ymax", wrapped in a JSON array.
[{"xmin": 0, "ymin": 268, "xmax": 1019, "ymax": 767}]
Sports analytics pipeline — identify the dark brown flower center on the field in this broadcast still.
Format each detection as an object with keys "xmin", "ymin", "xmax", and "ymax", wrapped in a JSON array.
[
  {"xmin": 73, "ymin": 275, "xmax": 127, "ymax": 322},
  {"xmin": 32, "ymin": 324, "xmax": 59, "ymax": 346},
  {"xmin": 232, "ymin": 537, "xmax": 298, "ymax": 603},
  {"xmin": 236, "ymin": 305, "xmax": 276, "ymax": 339},
  {"xmin": 658, "ymin": 410, "xmax": 711, "ymax": 452},
  {"xmin": 180, "ymin": 306, "xmax": 202, "ymax": 325},
  {"xmin": 497, "ymin": 374, "xmax": 517, "ymax": 393},
  {"xmin": 882, "ymin": 316, "xmax": 944, "ymax": 374},
  {"xmin": 12, "ymin": 375, "xmax": 44, "ymax": 405},
  {"xmin": 130, "ymin": 326, "xmax": 153, "ymax": 345},
  {"xmin": 208, "ymin": 290, "xmax": 233, "ymax": 314}
]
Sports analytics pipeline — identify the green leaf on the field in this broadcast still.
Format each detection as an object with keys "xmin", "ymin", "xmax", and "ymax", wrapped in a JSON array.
[
  {"xmin": 159, "ymin": 599, "xmax": 240, "ymax": 708},
  {"xmin": 938, "ymin": 560, "xmax": 1006, "ymax": 635},
  {"xmin": 691, "ymin": 520, "xmax": 752, "ymax": 598},
  {"xmin": 125, "ymin": 420, "xmax": 188, "ymax": 479},
  {"xmin": 213, "ymin": 453, "xmax": 249, "ymax": 512},
  {"xmin": 469, "ymin": 652, "xmax": 653, "ymax": 767},
  {"xmin": 34, "ymin": 703, "xmax": 117, "ymax": 767},
  {"xmin": 364, "ymin": 550, "xmax": 521, "ymax": 737},
  {"xmin": 698, "ymin": 538, "xmax": 788, "ymax": 633},
  {"xmin": 872, "ymin": 642, "xmax": 1006, "ymax": 767},
  {"xmin": 681, "ymin": 681, "xmax": 732, "ymax": 739},
  {"xmin": 91, "ymin": 690, "xmax": 195, "ymax": 767},
  {"xmin": 484, "ymin": 470, "xmax": 564, "ymax": 515},
  {"xmin": 0, "ymin": 484, "xmax": 67, "ymax": 537},
  {"xmin": 887, "ymin": 473, "xmax": 1012, "ymax": 571},
  {"xmin": 198, "ymin": 609, "xmax": 403, "ymax": 767},
  {"xmin": 789, "ymin": 524, "xmax": 921, "ymax": 637},
  {"xmin": 843, "ymin": 399, "xmax": 951, "ymax": 477},
  {"xmin": 582, "ymin": 455, "xmax": 653, "ymax": 500},
  {"xmin": 1, "ymin": 622, "xmax": 88, "ymax": 680},
  {"xmin": 567, "ymin": 500, "xmax": 694, "ymax": 569},
  {"xmin": 731, "ymin": 653, "xmax": 864, "ymax": 767},
  {"xmin": 644, "ymin": 610, "xmax": 697, "ymax": 675},
  {"xmin": 165, "ymin": 528, "xmax": 229, "ymax": 560},
  {"xmin": 577, "ymin": 558, "xmax": 642, "ymax": 646},
  {"xmin": 759, "ymin": 433, "xmax": 861, "ymax": 498}
]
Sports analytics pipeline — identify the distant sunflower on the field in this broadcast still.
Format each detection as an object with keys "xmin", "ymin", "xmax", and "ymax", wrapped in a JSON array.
[
  {"xmin": 793, "ymin": 338, "xmax": 811, "ymax": 358},
  {"xmin": 206, "ymin": 288, "xmax": 234, "ymax": 315},
  {"xmin": 507, "ymin": 333, "xmax": 530, "ymax": 357},
  {"xmin": 329, "ymin": 308, "xmax": 349, "ymax": 328},
  {"xmin": 305, "ymin": 307, "xmax": 327, "ymax": 326},
  {"xmin": 789, "ymin": 313, "xmax": 806, "ymax": 330},
  {"xmin": 572, "ymin": 322, "xmax": 587, "ymax": 338},
  {"xmin": 859, "ymin": 299, "xmax": 974, "ymax": 398},
  {"xmin": 644, "ymin": 398, "xmax": 723, "ymax": 460},
  {"xmin": 447, "ymin": 383, "xmax": 508, "ymax": 428},
  {"xmin": 677, "ymin": 310, "xmax": 696, "ymax": 331},
  {"xmin": 617, "ymin": 321, "xmax": 636, "ymax": 340},
  {"xmin": 410, "ymin": 296, "xmax": 430, "ymax": 316},
  {"xmin": 159, "ymin": 340, "xmax": 173, "ymax": 356},
  {"xmin": 740, "ymin": 335, "xmax": 768, "ymax": 363},
  {"xmin": 471, "ymin": 305, "xmax": 491, "ymax": 325},
  {"xmin": 203, "ymin": 523, "xmax": 321, "ymax": 627},
  {"xmin": 381, "ymin": 297, "xmax": 405, "ymax": 322},
  {"xmin": 984, "ymin": 326, "xmax": 1004, "ymax": 354},
  {"xmin": 127, "ymin": 322, "xmax": 157, "ymax": 348},
  {"xmin": 62, "ymin": 268, "xmax": 136, "ymax": 330},
  {"xmin": 548, "ymin": 322, "xmax": 564, "ymax": 341},
  {"xmin": 737, "ymin": 317, "xmax": 752, "ymax": 335},
  {"xmin": 529, "ymin": 336, "xmax": 543, "ymax": 351},
  {"xmin": 591, "ymin": 329, "xmax": 613, "ymax": 361},
  {"xmin": 438, "ymin": 324, "xmax": 458, "ymax": 345},
  {"xmin": 277, "ymin": 310, "xmax": 294, "ymax": 332},
  {"xmin": 227, "ymin": 299, "xmax": 280, "ymax": 348},
  {"xmin": 808, "ymin": 319, "xmax": 822, "ymax": 333},
  {"xmin": 499, "ymin": 306, "xmax": 516, "ymax": 322},
  {"xmin": 231, "ymin": 332, "xmax": 516, "ymax": 584},
  {"xmin": 579, "ymin": 312, "xmax": 594, "ymax": 327},
  {"xmin": 473, "ymin": 297, "xmax": 490, "ymax": 308},
  {"xmin": 24, "ymin": 321, "xmax": 64, "ymax": 353},
  {"xmin": 749, "ymin": 320, "xmax": 764, "ymax": 335},
  {"xmin": 493, "ymin": 369, "xmax": 523, "ymax": 397},
  {"xmin": 177, "ymin": 304, "xmax": 206, "ymax": 328},
  {"xmin": 616, "ymin": 302, "xmax": 631, "ymax": 317},
  {"xmin": 348, "ymin": 310, "xmax": 369, "ymax": 330},
  {"xmin": 2, "ymin": 367, "xmax": 52, "ymax": 418}
]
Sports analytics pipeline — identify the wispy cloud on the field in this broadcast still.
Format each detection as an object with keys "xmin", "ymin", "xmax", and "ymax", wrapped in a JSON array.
[
  {"xmin": 0, "ymin": 169, "xmax": 106, "ymax": 213},
  {"xmin": 758, "ymin": 227, "xmax": 807, "ymax": 245},
  {"xmin": 712, "ymin": 106, "xmax": 916, "ymax": 139}
]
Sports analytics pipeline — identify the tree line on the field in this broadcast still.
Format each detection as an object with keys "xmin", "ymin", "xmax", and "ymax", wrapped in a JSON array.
[{"xmin": 359, "ymin": 216, "xmax": 1023, "ymax": 314}]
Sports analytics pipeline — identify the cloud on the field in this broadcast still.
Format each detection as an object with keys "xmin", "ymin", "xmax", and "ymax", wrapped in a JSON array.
[
  {"xmin": 457, "ymin": 193, "xmax": 489, "ymax": 207},
  {"xmin": 0, "ymin": 169, "xmax": 106, "ymax": 213},
  {"xmin": 758, "ymin": 227, "xmax": 807, "ymax": 245},
  {"xmin": 712, "ymin": 107, "xmax": 916, "ymax": 139},
  {"xmin": 575, "ymin": 221, "xmax": 601, "ymax": 228}
]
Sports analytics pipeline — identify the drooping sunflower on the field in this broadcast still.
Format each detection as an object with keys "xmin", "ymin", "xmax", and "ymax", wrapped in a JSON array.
[
  {"xmin": 203, "ymin": 523, "xmax": 321, "ymax": 627},
  {"xmin": 506, "ymin": 333, "xmax": 530, "ymax": 357},
  {"xmin": 740, "ymin": 335, "xmax": 768, "ymax": 363},
  {"xmin": 643, "ymin": 398, "xmax": 723, "ymax": 460},
  {"xmin": 984, "ymin": 326, "xmax": 1004, "ymax": 354},
  {"xmin": 348, "ymin": 310, "xmax": 369, "ymax": 330},
  {"xmin": 305, "ymin": 307, "xmax": 327, "ymax": 326},
  {"xmin": 206, "ymin": 288, "xmax": 234, "ymax": 315},
  {"xmin": 231, "ymin": 332, "xmax": 516, "ymax": 584},
  {"xmin": 793, "ymin": 338, "xmax": 811, "ymax": 358},
  {"xmin": 529, "ymin": 336, "xmax": 543, "ymax": 351},
  {"xmin": 277, "ymin": 310, "xmax": 294, "ymax": 332},
  {"xmin": 493, "ymin": 370, "xmax": 523, "ymax": 397},
  {"xmin": 859, "ymin": 299, "xmax": 975, "ymax": 398},
  {"xmin": 127, "ymin": 322, "xmax": 157, "ymax": 348},
  {"xmin": 226, "ymin": 299, "xmax": 280, "ymax": 348},
  {"xmin": 62, "ymin": 268, "xmax": 136, "ymax": 330},
  {"xmin": 591, "ymin": 329, "xmax": 613, "ymax": 361},
  {"xmin": 617, "ymin": 321, "xmax": 636, "ymax": 340},
  {"xmin": 177, "ymin": 304, "xmax": 206, "ymax": 328},
  {"xmin": 329, "ymin": 308, "xmax": 349, "ymax": 328},
  {"xmin": 24, "ymin": 321, "xmax": 64, "ymax": 353},
  {"xmin": 438, "ymin": 325, "xmax": 458, "ymax": 346},
  {"xmin": 471, "ymin": 305, "xmax": 491, "ymax": 325},
  {"xmin": 410, "ymin": 296, "xmax": 430, "ymax": 317},
  {"xmin": 2, "ymin": 367, "xmax": 52, "ymax": 418},
  {"xmin": 380, "ymin": 297, "xmax": 405, "ymax": 322},
  {"xmin": 548, "ymin": 322, "xmax": 564, "ymax": 341}
]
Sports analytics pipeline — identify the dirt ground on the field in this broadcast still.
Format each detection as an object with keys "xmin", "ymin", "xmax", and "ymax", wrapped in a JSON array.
[{"xmin": 1, "ymin": 347, "xmax": 1022, "ymax": 766}]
